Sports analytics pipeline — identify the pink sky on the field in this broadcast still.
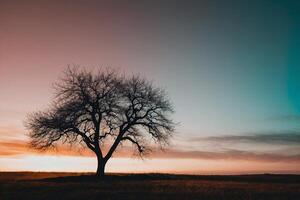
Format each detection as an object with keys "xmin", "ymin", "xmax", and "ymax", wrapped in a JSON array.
[{"xmin": 0, "ymin": 0, "xmax": 299, "ymax": 174}]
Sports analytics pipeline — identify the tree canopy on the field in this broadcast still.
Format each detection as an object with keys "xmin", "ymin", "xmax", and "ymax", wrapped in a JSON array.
[{"xmin": 26, "ymin": 67, "xmax": 175, "ymax": 177}]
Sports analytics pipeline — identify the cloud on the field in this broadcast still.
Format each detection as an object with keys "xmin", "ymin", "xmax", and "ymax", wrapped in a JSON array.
[
  {"xmin": 0, "ymin": 140, "xmax": 29, "ymax": 156},
  {"xmin": 0, "ymin": 140, "xmax": 94, "ymax": 157},
  {"xmin": 193, "ymin": 131, "xmax": 300, "ymax": 145},
  {"xmin": 0, "ymin": 139, "xmax": 299, "ymax": 163},
  {"xmin": 1, "ymin": 127, "xmax": 299, "ymax": 163},
  {"xmin": 149, "ymin": 149, "xmax": 300, "ymax": 162},
  {"xmin": 161, "ymin": 131, "xmax": 300, "ymax": 162}
]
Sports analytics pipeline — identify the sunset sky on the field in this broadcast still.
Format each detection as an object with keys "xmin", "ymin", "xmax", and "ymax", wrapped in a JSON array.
[{"xmin": 0, "ymin": 0, "xmax": 300, "ymax": 174}]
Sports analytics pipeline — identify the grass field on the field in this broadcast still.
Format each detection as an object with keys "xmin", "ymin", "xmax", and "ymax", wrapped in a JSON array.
[{"xmin": 0, "ymin": 172, "xmax": 299, "ymax": 200}]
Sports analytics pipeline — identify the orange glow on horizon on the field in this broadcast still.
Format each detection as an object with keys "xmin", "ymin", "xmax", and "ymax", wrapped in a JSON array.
[
  {"xmin": 0, "ymin": 126, "xmax": 299, "ymax": 174},
  {"xmin": 0, "ymin": 155, "xmax": 299, "ymax": 175}
]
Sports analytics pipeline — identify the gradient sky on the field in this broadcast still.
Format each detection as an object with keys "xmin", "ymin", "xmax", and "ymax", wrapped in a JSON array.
[{"xmin": 0, "ymin": 0, "xmax": 300, "ymax": 174}]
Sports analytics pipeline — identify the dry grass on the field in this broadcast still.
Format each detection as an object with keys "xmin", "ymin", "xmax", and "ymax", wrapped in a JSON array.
[{"xmin": 0, "ymin": 172, "xmax": 299, "ymax": 200}]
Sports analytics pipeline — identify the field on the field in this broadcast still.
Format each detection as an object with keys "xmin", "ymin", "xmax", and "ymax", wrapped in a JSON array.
[{"xmin": 0, "ymin": 172, "xmax": 299, "ymax": 200}]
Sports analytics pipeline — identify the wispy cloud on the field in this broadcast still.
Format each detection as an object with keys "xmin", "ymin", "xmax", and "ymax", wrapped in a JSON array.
[
  {"xmin": 154, "ymin": 149, "xmax": 300, "ymax": 163},
  {"xmin": 0, "ymin": 140, "xmax": 30, "ymax": 156},
  {"xmin": 173, "ymin": 131, "xmax": 300, "ymax": 162},
  {"xmin": 0, "ymin": 139, "xmax": 299, "ymax": 163},
  {"xmin": 193, "ymin": 131, "xmax": 300, "ymax": 145},
  {"xmin": 1, "ymin": 125, "xmax": 299, "ymax": 163},
  {"xmin": 0, "ymin": 140, "xmax": 94, "ymax": 157}
]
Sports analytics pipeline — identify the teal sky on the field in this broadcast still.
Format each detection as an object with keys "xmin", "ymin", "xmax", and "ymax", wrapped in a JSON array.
[
  {"xmin": 0, "ymin": 0, "xmax": 299, "ymax": 173},
  {"xmin": 124, "ymin": 0, "xmax": 300, "ymax": 135}
]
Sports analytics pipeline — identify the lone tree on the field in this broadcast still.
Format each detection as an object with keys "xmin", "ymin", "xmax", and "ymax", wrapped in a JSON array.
[{"xmin": 25, "ymin": 67, "xmax": 175, "ymax": 177}]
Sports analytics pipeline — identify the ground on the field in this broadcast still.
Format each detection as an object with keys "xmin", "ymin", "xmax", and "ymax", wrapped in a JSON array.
[{"xmin": 0, "ymin": 172, "xmax": 299, "ymax": 200}]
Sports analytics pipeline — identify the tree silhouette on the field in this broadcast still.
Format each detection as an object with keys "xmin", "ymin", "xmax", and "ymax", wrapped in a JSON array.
[{"xmin": 25, "ymin": 67, "xmax": 175, "ymax": 177}]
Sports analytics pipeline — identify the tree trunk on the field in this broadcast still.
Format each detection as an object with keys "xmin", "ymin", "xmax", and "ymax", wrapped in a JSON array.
[{"xmin": 96, "ymin": 154, "xmax": 106, "ymax": 178}]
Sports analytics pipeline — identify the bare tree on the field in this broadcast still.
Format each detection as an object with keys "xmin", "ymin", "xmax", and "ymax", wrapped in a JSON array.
[{"xmin": 25, "ymin": 67, "xmax": 175, "ymax": 177}]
